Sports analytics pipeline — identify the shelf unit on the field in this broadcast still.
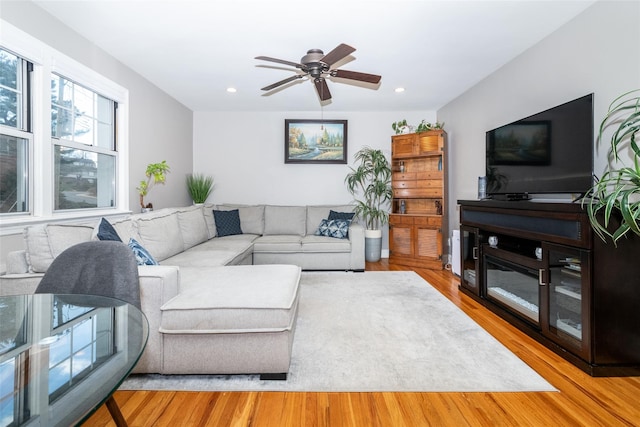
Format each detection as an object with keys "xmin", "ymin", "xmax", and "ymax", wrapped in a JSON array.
[
  {"xmin": 389, "ymin": 130, "xmax": 447, "ymax": 269},
  {"xmin": 458, "ymin": 199, "xmax": 640, "ymax": 376}
]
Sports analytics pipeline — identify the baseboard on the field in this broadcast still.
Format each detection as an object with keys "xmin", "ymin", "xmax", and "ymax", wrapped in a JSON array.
[{"xmin": 381, "ymin": 249, "xmax": 389, "ymax": 258}]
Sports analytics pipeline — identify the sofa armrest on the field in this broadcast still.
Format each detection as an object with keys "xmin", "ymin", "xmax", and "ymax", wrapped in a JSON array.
[
  {"xmin": 348, "ymin": 223, "xmax": 366, "ymax": 271},
  {"xmin": 135, "ymin": 264, "xmax": 180, "ymax": 374},
  {"xmin": 5, "ymin": 250, "xmax": 29, "ymax": 274},
  {"xmin": 0, "ymin": 273, "xmax": 45, "ymax": 296}
]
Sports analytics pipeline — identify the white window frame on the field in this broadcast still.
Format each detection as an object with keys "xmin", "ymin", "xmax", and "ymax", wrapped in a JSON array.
[{"xmin": 0, "ymin": 20, "xmax": 130, "ymax": 235}]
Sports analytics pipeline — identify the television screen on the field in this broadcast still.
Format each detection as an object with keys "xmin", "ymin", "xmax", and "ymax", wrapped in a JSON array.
[{"xmin": 486, "ymin": 93, "xmax": 593, "ymax": 198}]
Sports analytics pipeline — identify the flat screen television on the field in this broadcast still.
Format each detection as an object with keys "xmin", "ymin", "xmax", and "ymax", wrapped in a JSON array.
[{"xmin": 485, "ymin": 93, "xmax": 594, "ymax": 200}]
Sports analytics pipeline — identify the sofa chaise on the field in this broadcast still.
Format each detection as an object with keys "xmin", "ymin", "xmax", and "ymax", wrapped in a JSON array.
[{"xmin": 0, "ymin": 204, "xmax": 364, "ymax": 378}]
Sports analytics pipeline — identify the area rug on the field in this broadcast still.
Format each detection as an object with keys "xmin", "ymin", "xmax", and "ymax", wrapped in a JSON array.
[{"xmin": 121, "ymin": 271, "xmax": 555, "ymax": 392}]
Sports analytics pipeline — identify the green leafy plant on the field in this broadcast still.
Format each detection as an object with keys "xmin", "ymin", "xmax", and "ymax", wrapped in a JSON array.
[
  {"xmin": 391, "ymin": 119, "xmax": 408, "ymax": 135},
  {"xmin": 137, "ymin": 160, "xmax": 170, "ymax": 209},
  {"xmin": 415, "ymin": 120, "xmax": 445, "ymax": 133},
  {"xmin": 583, "ymin": 89, "xmax": 640, "ymax": 243},
  {"xmin": 345, "ymin": 147, "xmax": 393, "ymax": 230},
  {"xmin": 186, "ymin": 173, "xmax": 214, "ymax": 204}
]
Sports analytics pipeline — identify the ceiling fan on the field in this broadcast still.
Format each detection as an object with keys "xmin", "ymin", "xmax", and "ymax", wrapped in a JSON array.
[{"xmin": 255, "ymin": 43, "xmax": 382, "ymax": 102}]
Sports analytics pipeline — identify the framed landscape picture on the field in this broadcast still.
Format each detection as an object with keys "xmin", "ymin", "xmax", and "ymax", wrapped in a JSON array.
[{"xmin": 284, "ymin": 119, "xmax": 348, "ymax": 164}]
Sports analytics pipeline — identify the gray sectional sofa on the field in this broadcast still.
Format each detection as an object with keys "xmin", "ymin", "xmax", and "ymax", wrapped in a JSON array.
[{"xmin": 0, "ymin": 203, "xmax": 365, "ymax": 377}]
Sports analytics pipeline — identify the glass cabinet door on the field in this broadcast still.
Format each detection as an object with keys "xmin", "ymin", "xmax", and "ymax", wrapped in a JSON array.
[
  {"xmin": 460, "ymin": 225, "xmax": 481, "ymax": 296},
  {"xmin": 544, "ymin": 243, "xmax": 590, "ymax": 358}
]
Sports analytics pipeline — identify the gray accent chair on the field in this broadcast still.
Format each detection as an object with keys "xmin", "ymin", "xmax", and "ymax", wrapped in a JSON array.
[{"xmin": 35, "ymin": 240, "xmax": 141, "ymax": 309}]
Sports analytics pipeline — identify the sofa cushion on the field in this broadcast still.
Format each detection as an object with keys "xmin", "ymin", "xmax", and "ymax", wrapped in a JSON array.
[
  {"xmin": 163, "ymin": 235, "xmax": 256, "ymax": 268},
  {"xmin": 136, "ymin": 211, "xmax": 184, "ymax": 262},
  {"xmin": 111, "ymin": 218, "xmax": 140, "ymax": 244},
  {"xmin": 203, "ymin": 203, "xmax": 217, "ymax": 238},
  {"xmin": 301, "ymin": 235, "xmax": 352, "ymax": 252},
  {"xmin": 160, "ymin": 265, "xmax": 301, "ymax": 333},
  {"xmin": 128, "ymin": 238, "xmax": 158, "ymax": 265},
  {"xmin": 213, "ymin": 209, "xmax": 243, "ymax": 237},
  {"xmin": 252, "ymin": 235, "xmax": 302, "ymax": 253},
  {"xmin": 215, "ymin": 204, "xmax": 265, "ymax": 235},
  {"xmin": 314, "ymin": 219, "xmax": 351, "ymax": 239},
  {"xmin": 264, "ymin": 205, "xmax": 306, "ymax": 236},
  {"xmin": 177, "ymin": 206, "xmax": 209, "ymax": 250},
  {"xmin": 97, "ymin": 218, "xmax": 122, "ymax": 242},
  {"xmin": 305, "ymin": 205, "xmax": 355, "ymax": 235},
  {"xmin": 23, "ymin": 225, "xmax": 52, "ymax": 273},
  {"xmin": 328, "ymin": 210, "xmax": 356, "ymax": 221}
]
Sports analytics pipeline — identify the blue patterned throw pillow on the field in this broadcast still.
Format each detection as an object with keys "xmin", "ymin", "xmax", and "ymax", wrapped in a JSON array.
[
  {"xmin": 213, "ymin": 209, "xmax": 243, "ymax": 237},
  {"xmin": 315, "ymin": 219, "xmax": 351, "ymax": 239},
  {"xmin": 97, "ymin": 218, "xmax": 122, "ymax": 242},
  {"xmin": 128, "ymin": 238, "xmax": 158, "ymax": 266},
  {"xmin": 328, "ymin": 210, "xmax": 355, "ymax": 221}
]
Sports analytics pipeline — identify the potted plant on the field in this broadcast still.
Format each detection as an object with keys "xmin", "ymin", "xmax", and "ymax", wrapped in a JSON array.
[
  {"xmin": 137, "ymin": 160, "xmax": 170, "ymax": 212},
  {"xmin": 186, "ymin": 173, "xmax": 214, "ymax": 204},
  {"xmin": 415, "ymin": 120, "xmax": 445, "ymax": 133},
  {"xmin": 345, "ymin": 146, "xmax": 393, "ymax": 262},
  {"xmin": 391, "ymin": 119, "xmax": 409, "ymax": 135},
  {"xmin": 584, "ymin": 89, "xmax": 640, "ymax": 243}
]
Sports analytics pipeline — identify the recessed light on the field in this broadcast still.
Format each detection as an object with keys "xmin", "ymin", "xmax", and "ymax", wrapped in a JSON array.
[
  {"xmin": 226, "ymin": 87, "xmax": 237, "ymax": 93},
  {"xmin": 395, "ymin": 87, "xmax": 405, "ymax": 93}
]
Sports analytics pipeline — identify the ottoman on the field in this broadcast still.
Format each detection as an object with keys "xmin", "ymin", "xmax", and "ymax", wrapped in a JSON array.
[{"xmin": 158, "ymin": 264, "xmax": 301, "ymax": 379}]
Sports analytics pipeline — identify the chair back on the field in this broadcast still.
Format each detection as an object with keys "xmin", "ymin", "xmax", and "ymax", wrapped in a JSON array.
[{"xmin": 36, "ymin": 240, "xmax": 141, "ymax": 309}]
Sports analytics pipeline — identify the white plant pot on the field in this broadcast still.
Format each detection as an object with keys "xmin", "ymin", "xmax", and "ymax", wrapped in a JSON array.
[{"xmin": 364, "ymin": 229, "xmax": 383, "ymax": 262}]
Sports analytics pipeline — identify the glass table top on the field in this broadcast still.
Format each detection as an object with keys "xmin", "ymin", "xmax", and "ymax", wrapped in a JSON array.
[{"xmin": 0, "ymin": 294, "xmax": 148, "ymax": 427}]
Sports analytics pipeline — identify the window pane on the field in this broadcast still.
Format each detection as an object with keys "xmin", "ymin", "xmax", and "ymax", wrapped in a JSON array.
[
  {"xmin": 0, "ymin": 358, "xmax": 16, "ymax": 427},
  {"xmin": 54, "ymin": 145, "xmax": 115, "ymax": 210},
  {"xmin": 0, "ymin": 49, "xmax": 20, "ymax": 129},
  {"xmin": 51, "ymin": 74, "xmax": 115, "ymax": 150},
  {"xmin": 0, "ymin": 134, "xmax": 28, "ymax": 213}
]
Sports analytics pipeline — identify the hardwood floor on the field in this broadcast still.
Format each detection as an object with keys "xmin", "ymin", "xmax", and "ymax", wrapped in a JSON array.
[{"xmin": 84, "ymin": 260, "xmax": 640, "ymax": 426}]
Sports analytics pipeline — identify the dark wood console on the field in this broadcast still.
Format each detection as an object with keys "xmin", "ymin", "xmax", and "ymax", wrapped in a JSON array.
[{"xmin": 458, "ymin": 199, "xmax": 640, "ymax": 376}]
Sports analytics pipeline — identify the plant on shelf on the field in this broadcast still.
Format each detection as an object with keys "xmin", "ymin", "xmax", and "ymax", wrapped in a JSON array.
[
  {"xmin": 391, "ymin": 119, "xmax": 409, "ymax": 135},
  {"xmin": 186, "ymin": 173, "xmax": 214, "ymax": 204},
  {"xmin": 415, "ymin": 120, "xmax": 445, "ymax": 133},
  {"xmin": 137, "ymin": 160, "xmax": 170, "ymax": 210},
  {"xmin": 583, "ymin": 89, "xmax": 640, "ymax": 244},
  {"xmin": 345, "ymin": 146, "xmax": 392, "ymax": 262}
]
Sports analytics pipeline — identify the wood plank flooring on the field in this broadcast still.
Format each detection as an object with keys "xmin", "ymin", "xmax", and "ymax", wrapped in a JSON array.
[{"xmin": 84, "ymin": 260, "xmax": 640, "ymax": 426}]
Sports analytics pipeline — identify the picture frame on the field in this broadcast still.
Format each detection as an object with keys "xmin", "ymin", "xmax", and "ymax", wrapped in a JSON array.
[{"xmin": 284, "ymin": 119, "xmax": 348, "ymax": 164}]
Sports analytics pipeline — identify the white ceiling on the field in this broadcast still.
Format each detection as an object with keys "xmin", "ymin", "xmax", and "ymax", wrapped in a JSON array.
[{"xmin": 33, "ymin": 0, "xmax": 597, "ymax": 112}]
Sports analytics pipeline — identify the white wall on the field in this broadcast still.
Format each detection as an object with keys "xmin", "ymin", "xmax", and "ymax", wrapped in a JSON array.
[
  {"xmin": 194, "ymin": 110, "xmax": 436, "ymax": 251},
  {"xmin": 438, "ymin": 0, "xmax": 640, "ymax": 234},
  {"xmin": 0, "ymin": 2, "xmax": 193, "ymax": 261}
]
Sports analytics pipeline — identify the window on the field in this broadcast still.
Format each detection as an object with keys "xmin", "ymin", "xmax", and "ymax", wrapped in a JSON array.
[
  {"xmin": 0, "ymin": 20, "xmax": 129, "ymax": 227},
  {"xmin": 51, "ymin": 75, "xmax": 116, "ymax": 210},
  {"xmin": 0, "ymin": 48, "xmax": 31, "ymax": 214}
]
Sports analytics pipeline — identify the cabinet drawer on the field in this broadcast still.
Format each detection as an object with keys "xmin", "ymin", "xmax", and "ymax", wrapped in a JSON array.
[
  {"xmin": 414, "ymin": 216, "xmax": 441, "ymax": 227},
  {"xmin": 393, "ymin": 172, "xmax": 417, "ymax": 180},
  {"xmin": 390, "ymin": 214, "xmax": 414, "ymax": 225},
  {"xmin": 393, "ymin": 188, "xmax": 443, "ymax": 198}
]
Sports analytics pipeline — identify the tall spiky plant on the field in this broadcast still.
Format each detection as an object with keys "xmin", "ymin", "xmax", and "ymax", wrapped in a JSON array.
[
  {"xmin": 186, "ymin": 173, "xmax": 214, "ymax": 204},
  {"xmin": 345, "ymin": 147, "xmax": 392, "ymax": 230},
  {"xmin": 584, "ymin": 89, "xmax": 640, "ymax": 244}
]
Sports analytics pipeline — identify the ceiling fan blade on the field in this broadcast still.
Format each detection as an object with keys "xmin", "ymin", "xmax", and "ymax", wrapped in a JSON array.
[
  {"xmin": 314, "ymin": 78, "xmax": 332, "ymax": 101},
  {"xmin": 320, "ymin": 43, "xmax": 356, "ymax": 66},
  {"xmin": 255, "ymin": 56, "xmax": 303, "ymax": 69},
  {"xmin": 261, "ymin": 74, "xmax": 304, "ymax": 91},
  {"xmin": 331, "ymin": 69, "xmax": 382, "ymax": 84}
]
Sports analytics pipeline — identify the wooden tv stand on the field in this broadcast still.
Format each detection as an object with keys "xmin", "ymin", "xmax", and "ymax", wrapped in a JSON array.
[{"xmin": 458, "ymin": 199, "xmax": 640, "ymax": 376}]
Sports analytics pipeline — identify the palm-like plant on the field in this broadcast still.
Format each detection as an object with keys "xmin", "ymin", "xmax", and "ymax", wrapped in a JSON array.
[
  {"xmin": 137, "ymin": 160, "xmax": 170, "ymax": 209},
  {"xmin": 186, "ymin": 173, "xmax": 214, "ymax": 204},
  {"xmin": 584, "ymin": 89, "xmax": 640, "ymax": 243},
  {"xmin": 345, "ymin": 147, "xmax": 392, "ymax": 230}
]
